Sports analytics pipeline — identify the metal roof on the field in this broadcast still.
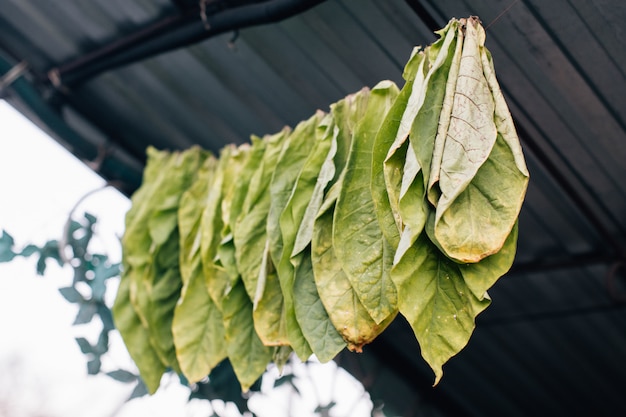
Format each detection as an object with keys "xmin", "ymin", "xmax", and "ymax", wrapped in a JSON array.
[{"xmin": 1, "ymin": 0, "xmax": 625, "ymax": 415}]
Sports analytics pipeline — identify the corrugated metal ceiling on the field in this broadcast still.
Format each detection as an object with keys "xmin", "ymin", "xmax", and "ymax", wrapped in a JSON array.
[{"xmin": 1, "ymin": 1, "xmax": 625, "ymax": 415}]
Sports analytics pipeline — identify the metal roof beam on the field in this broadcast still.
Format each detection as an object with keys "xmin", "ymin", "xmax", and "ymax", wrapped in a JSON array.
[
  {"xmin": 48, "ymin": 0, "xmax": 327, "ymax": 88},
  {"xmin": 0, "ymin": 52, "xmax": 143, "ymax": 194}
]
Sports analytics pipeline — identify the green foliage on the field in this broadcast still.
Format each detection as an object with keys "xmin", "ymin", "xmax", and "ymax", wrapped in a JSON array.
[
  {"xmin": 115, "ymin": 17, "xmax": 528, "ymax": 390},
  {"xmin": 0, "ymin": 213, "xmax": 263, "ymax": 412}
]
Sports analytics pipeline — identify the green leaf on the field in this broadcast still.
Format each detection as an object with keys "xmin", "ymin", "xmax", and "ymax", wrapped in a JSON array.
[
  {"xmin": 312, "ymin": 203, "xmax": 394, "ymax": 352},
  {"xmin": 129, "ymin": 380, "xmax": 149, "ymax": 400},
  {"xmin": 97, "ymin": 303, "xmax": 115, "ymax": 332},
  {"xmin": 87, "ymin": 357, "xmax": 101, "ymax": 375},
  {"xmin": 119, "ymin": 148, "xmax": 188, "ymax": 380},
  {"xmin": 333, "ymin": 81, "xmax": 399, "ymax": 325},
  {"xmin": 328, "ymin": 88, "xmax": 371, "ymax": 185},
  {"xmin": 456, "ymin": 222, "xmax": 518, "ymax": 300},
  {"xmin": 202, "ymin": 145, "xmax": 247, "ymax": 305},
  {"xmin": 144, "ymin": 248, "xmax": 182, "ymax": 372},
  {"xmin": 267, "ymin": 112, "xmax": 323, "ymax": 269},
  {"xmin": 258, "ymin": 112, "xmax": 321, "ymax": 348},
  {"xmin": 276, "ymin": 114, "xmax": 335, "ymax": 360},
  {"xmin": 106, "ymin": 369, "xmax": 138, "ymax": 383},
  {"xmin": 112, "ymin": 276, "xmax": 165, "ymax": 394},
  {"xmin": 374, "ymin": 49, "xmax": 427, "ymax": 249},
  {"xmin": 0, "ymin": 230, "xmax": 16, "ymax": 262},
  {"xmin": 73, "ymin": 302, "xmax": 97, "ymax": 324},
  {"xmin": 253, "ymin": 241, "xmax": 289, "ymax": 346},
  {"xmin": 433, "ymin": 132, "xmax": 528, "ymax": 263},
  {"xmin": 130, "ymin": 148, "xmax": 207, "ymax": 372},
  {"xmin": 172, "ymin": 261, "xmax": 226, "ymax": 382},
  {"xmin": 221, "ymin": 280, "xmax": 272, "ymax": 392},
  {"xmin": 173, "ymin": 153, "xmax": 227, "ymax": 382},
  {"xmin": 274, "ymin": 373, "xmax": 300, "ymax": 395},
  {"xmin": 58, "ymin": 286, "xmax": 84, "ymax": 303},
  {"xmin": 235, "ymin": 129, "xmax": 290, "ymax": 345},
  {"xmin": 178, "ymin": 156, "xmax": 217, "ymax": 286},
  {"xmin": 75, "ymin": 337, "xmax": 92, "ymax": 354},
  {"xmin": 219, "ymin": 139, "xmax": 265, "ymax": 289},
  {"xmin": 429, "ymin": 19, "xmax": 515, "ymax": 263},
  {"xmin": 18, "ymin": 244, "xmax": 38, "ymax": 258},
  {"xmin": 235, "ymin": 129, "xmax": 289, "ymax": 301},
  {"xmin": 394, "ymin": 145, "xmax": 428, "ymax": 265},
  {"xmin": 390, "ymin": 232, "xmax": 490, "ymax": 385},
  {"xmin": 36, "ymin": 240, "xmax": 63, "ymax": 275},
  {"xmin": 292, "ymin": 247, "xmax": 346, "ymax": 362},
  {"xmin": 272, "ymin": 345, "xmax": 292, "ymax": 373}
]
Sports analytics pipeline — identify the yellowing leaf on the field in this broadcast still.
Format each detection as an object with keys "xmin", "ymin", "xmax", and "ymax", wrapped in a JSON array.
[
  {"xmin": 234, "ymin": 129, "xmax": 290, "ymax": 346},
  {"xmin": 172, "ymin": 264, "xmax": 226, "ymax": 382},
  {"xmin": 202, "ymin": 145, "xmax": 248, "ymax": 307},
  {"xmin": 173, "ymin": 156, "xmax": 226, "ymax": 382},
  {"xmin": 276, "ymin": 114, "xmax": 335, "ymax": 360},
  {"xmin": 458, "ymin": 222, "xmax": 519, "ymax": 300},
  {"xmin": 219, "ymin": 139, "xmax": 265, "ymax": 288},
  {"xmin": 235, "ymin": 129, "xmax": 288, "ymax": 301},
  {"xmin": 433, "ymin": 132, "xmax": 528, "ymax": 262},
  {"xmin": 333, "ymin": 81, "xmax": 399, "ymax": 325},
  {"xmin": 312, "ymin": 201, "xmax": 395, "ymax": 352},
  {"xmin": 178, "ymin": 156, "xmax": 217, "ymax": 286},
  {"xmin": 112, "ymin": 275, "xmax": 165, "ymax": 394},
  {"xmin": 253, "ymin": 240, "xmax": 288, "ymax": 346}
]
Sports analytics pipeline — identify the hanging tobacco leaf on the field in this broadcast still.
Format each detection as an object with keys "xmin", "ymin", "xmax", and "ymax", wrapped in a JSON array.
[
  {"xmin": 333, "ymin": 81, "xmax": 399, "ymax": 325},
  {"xmin": 276, "ymin": 114, "xmax": 335, "ymax": 360},
  {"xmin": 429, "ymin": 18, "xmax": 529, "ymax": 263},
  {"xmin": 292, "ymin": 246, "xmax": 346, "ymax": 362},
  {"xmin": 221, "ymin": 280, "xmax": 272, "ymax": 391},
  {"xmin": 312, "ymin": 190, "xmax": 395, "ymax": 352},
  {"xmin": 173, "ymin": 156, "xmax": 226, "ymax": 382},
  {"xmin": 112, "ymin": 274, "xmax": 165, "ymax": 393},
  {"xmin": 234, "ymin": 129, "xmax": 291, "ymax": 346}
]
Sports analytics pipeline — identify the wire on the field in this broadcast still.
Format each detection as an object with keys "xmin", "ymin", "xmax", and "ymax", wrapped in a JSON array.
[{"xmin": 485, "ymin": 0, "xmax": 521, "ymax": 30}]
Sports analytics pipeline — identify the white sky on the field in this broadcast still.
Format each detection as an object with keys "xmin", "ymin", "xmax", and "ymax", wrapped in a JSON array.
[{"xmin": 0, "ymin": 100, "xmax": 372, "ymax": 417}]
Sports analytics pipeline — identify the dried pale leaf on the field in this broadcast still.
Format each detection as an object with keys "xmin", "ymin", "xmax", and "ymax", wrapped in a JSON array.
[
  {"xmin": 433, "ymin": 132, "xmax": 528, "ymax": 262},
  {"xmin": 406, "ymin": 20, "xmax": 461, "ymax": 206}
]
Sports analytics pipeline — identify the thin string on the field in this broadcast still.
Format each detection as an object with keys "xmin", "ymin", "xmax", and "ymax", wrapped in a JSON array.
[{"xmin": 485, "ymin": 0, "xmax": 521, "ymax": 30}]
